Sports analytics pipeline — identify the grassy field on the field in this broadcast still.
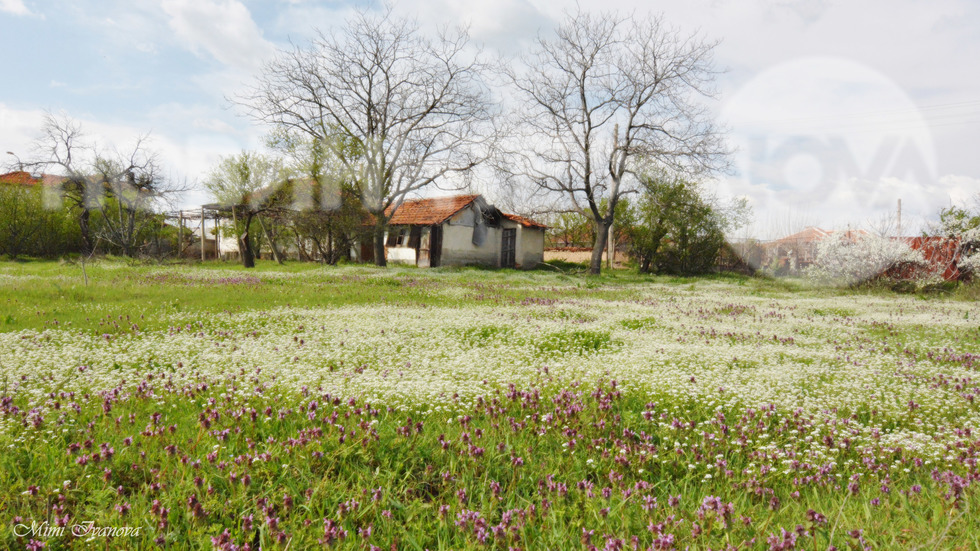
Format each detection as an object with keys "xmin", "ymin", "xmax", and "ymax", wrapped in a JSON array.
[{"xmin": 1, "ymin": 259, "xmax": 979, "ymax": 549}]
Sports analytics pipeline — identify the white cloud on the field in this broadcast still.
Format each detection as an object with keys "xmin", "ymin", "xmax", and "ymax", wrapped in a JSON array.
[
  {"xmin": 160, "ymin": 0, "xmax": 275, "ymax": 71},
  {"xmin": 0, "ymin": 0, "xmax": 30, "ymax": 15},
  {"xmin": 399, "ymin": 0, "xmax": 551, "ymax": 51}
]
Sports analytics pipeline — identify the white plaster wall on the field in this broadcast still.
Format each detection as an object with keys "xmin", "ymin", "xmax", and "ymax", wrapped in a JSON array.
[
  {"xmin": 387, "ymin": 246, "xmax": 417, "ymax": 264},
  {"xmin": 440, "ymin": 223, "xmax": 501, "ymax": 266},
  {"xmin": 519, "ymin": 227, "xmax": 545, "ymax": 268},
  {"xmin": 448, "ymin": 207, "xmax": 477, "ymax": 227}
]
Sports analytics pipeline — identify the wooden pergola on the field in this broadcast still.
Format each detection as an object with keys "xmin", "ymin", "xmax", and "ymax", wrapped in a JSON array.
[{"xmin": 165, "ymin": 204, "xmax": 232, "ymax": 261}]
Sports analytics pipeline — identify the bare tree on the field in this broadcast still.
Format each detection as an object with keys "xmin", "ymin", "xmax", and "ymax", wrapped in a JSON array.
[
  {"xmin": 91, "ymin": 140, "xmax": 184, "ymax": 257},
  {"xmin": 27, "ymin": 114, "xmax": 97, "ymax": 252},
  {"xmin": 237, "ymin": 6, "xmax": 496, "ymax": 266},
  {"xmin": 502, "ymin": 9, "xmax": 727, "ymax": 274},
  {"xmin": 24, "ymin": 113, "xmax": 185, "ymax": 257}
]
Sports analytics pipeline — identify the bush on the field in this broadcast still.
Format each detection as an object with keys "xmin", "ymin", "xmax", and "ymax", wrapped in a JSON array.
[{"xmin": 0, "ymin": 184, "xmax": 83, "ymax": 258}]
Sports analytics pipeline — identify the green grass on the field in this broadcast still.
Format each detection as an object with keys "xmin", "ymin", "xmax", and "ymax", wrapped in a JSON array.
[
  {"xmin": 0, "ymin": 259, "xmax": 797, "ymax": 335},
  {"xmin": 1, "ymin": 259, "xmax": 980, "ymax": 549}
]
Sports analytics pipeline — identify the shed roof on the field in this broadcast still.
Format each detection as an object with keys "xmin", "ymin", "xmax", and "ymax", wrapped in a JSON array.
[
  {"xmin": 386, "ymin": 194, "xmax": 548, "ymax": 229},
  {"xmin": 386, "ymin": 194, "xmax": 481, "ymax": 226}
]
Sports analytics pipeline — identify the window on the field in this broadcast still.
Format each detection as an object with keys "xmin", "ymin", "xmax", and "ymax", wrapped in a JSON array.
[{"xmin": 385, "ymin": 228, "xmax": 409, "ymax": 247}]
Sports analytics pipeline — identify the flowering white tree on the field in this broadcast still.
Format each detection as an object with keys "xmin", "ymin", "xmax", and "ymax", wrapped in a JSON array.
[
  {"xmin": 807, "ymin": 232, "xmax": 925, "ymax": 287},
  {"xmin": 930, "ymin": 203, "xmax": 980, "ymax": 279},
  {"xmin": 957, "ymin": 229, "xmax": 980, "ymax": 275}
]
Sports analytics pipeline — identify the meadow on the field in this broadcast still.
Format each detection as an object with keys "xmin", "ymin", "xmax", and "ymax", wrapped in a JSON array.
[{"xmin": 1, "ymin": 260, "xmax": 979, "ymax": 550}]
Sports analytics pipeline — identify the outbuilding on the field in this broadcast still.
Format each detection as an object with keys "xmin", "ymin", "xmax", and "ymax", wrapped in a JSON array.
[{"xmin": 384, "ymin": 194, "xmax": 546, "ymax": 268}]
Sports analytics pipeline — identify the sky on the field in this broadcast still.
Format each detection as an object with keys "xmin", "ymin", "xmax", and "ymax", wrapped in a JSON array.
[{"xmin": 1, "ymin": 0, "xmax": 978, "ymax": 237}]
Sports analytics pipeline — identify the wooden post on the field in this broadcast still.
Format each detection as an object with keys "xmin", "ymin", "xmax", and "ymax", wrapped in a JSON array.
[
  {"xmin": 214, "ymin": 212, "xmax": 221, "ymax": 260},
  {"xmin": 606, "ymin": 223, "xmax": 614, "ymax": 269},
  {"xmin": 201, "ymin": 207, "xmax": 206, "ymax": 262},
  {"xmin": 178, "ymin": 211, "xmax": 183, "ymax": 257}
]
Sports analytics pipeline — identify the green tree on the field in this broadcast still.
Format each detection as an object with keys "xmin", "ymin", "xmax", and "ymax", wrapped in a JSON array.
[
  {"xmin": 623, "ymin": 172, "xmax": 747, "ymax": 275},
  {"xmin": 0, "ymin": 180, "xmax": 84, "ymax": 258},
  {"xmin": 0, "ymin": 184, "xmax": 47, "ymax": 258},
  {"xmin": 25, "ymin": 114, "xmax": 184, "ymax": 257},
  {"xmin": 204, "ymin": 152, "xmax": 285, "ymax": 268},
  {"xmin": 269, "ymin": 131, "xmax": 373, "ymax": 264}
]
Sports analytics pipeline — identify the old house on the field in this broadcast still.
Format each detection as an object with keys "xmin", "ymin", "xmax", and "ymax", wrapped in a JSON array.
[
  {"xmin": 765, "ymin": 226, "xmax": 869, "ymax": 273},
  {"xmin": 384, "ymin": 194, "xmax": 546, "ymax": 268}
]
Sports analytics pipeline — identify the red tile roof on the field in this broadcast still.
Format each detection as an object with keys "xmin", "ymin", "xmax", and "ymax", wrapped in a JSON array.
[
  {"xmin": 386, "ymin": 194, "xmax": 481, "ymax": 226},
  {"xmin": 0, "ymin": 171, "xmax": 64, "ymax": 187},
  {"xmin": 771, "ymin": 227, "xmax": 830, "ymax": 244},
  {"xmin": 771, "ymin": 226, "xmax": 869, "ymax": 244},
  {"xmin": 385, "ymin": 194, "xmax": 548, "ymax": 229},
  {"xmin": 502, "ymin": 212, "xmax": 547, "ymax": 229}
]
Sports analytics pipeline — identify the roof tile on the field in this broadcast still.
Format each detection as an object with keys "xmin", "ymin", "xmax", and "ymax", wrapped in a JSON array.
[{"xmin": 386, "ymin": 194, "xmax": 481, "ymax": 225}]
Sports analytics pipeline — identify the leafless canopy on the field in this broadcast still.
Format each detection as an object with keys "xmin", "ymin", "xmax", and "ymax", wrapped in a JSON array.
[
  {"xmin": 501, "ymin": 9, "xmax": 728, "ymax": 273},
  {"xmin": 236, "ymin": 7, "xmax": 496, "ymax": 264},
  {"xmin": 26, "ymin": 113, "xmax": 186, "ymax": 256}
]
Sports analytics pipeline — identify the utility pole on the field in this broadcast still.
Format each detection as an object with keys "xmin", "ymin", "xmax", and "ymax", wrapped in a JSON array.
[{"xmin": 897, "ymin": 198, "xmax": 902, "ymax": 240}]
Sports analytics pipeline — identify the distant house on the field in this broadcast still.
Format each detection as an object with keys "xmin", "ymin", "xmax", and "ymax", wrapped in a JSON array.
[
  {"xmin": 384, "ymin": 194, "xmax": 546, "ymax": 268},
  {"xmin": 765, "ymin": 226, "xmax": 869, "ymax": 272}
]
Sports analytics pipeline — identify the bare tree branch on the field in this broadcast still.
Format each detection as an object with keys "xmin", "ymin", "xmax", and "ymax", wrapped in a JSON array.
[
  {"xmin": 500, "ymin": 9, "xmax": 729, "ymax": 274},
  {"xmin": 235, "ymin": 6, "xmax": 497, "ymax": 266}
]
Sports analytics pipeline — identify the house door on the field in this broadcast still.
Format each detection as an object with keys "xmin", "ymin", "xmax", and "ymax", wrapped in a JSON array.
[
  {"xmin": 501, "ymin": 228, "xmax": 516, "ymax": 268},
  {"xmin": 430, "ymin": 225, "xmax": 442, "ymax": 267},
  {"xmin": 418, "ymin": 227, "xmax": 431, "ymax": 267}
]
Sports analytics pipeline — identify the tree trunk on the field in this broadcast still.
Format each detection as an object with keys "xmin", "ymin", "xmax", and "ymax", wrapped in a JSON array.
[
  {"xmin": 640, "ymin": 257, "xmax": 651, "ymax": 273},
  {"xmin": 293, "ymin": 229, "xmax": 309, "ymax": 262},
  {"xmin": 373, "ymin": 216, "xmax": 387, "ymax": 267},
  {"xmin": 257, "ymin": 215, "xmax": 283, "ymax": 265},
  {"xmin": 240, "ymin": 211, "xmax": 255, "ymax": 268},
  {"xmin": 312, "ymin": 237, "xmax": 329, "ymax": 264},
  {"xmin": 589, "ymin": 220, "xmax": 610, "ymax": 275},
  {"xmin": 79, "ymin": 209, "xmax": 93, "ymax": 255}
]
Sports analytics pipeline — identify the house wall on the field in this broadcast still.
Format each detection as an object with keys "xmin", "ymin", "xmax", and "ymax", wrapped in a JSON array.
[
  {"xmin": 515, "ymin": 225, "xmax": 545, "ymax": 268},
  {"xmin": 387, "ymin": 246, "xmax": 417, "ymax": 264},
  {"xmin": 439, "ymin": 222, "xmax": 502, "ymax": 266}
]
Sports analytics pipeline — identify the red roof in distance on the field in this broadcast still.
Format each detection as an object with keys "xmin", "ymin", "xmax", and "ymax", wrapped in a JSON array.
[
  {"xmin": 0, "ymin": 171, "xmax": 65, "ymax": 187},
  {"xmin": 771, "ymin": 226, "xmax": 868, "ymax": 244}
]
